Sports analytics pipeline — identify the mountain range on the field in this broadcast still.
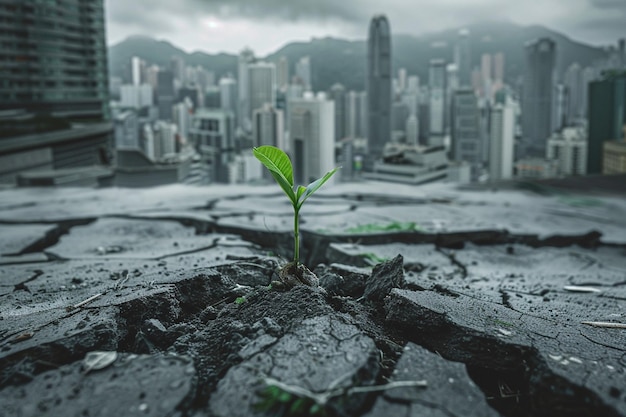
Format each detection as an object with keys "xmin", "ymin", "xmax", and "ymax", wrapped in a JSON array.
[{"xmin": 108, "ymin": 21, "xmax": 609, "ymax": 92}]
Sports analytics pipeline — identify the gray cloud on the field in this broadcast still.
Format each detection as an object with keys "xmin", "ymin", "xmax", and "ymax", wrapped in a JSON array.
[
  {"xmin": 588, "ymin": 0, "xmax": 626, "ymax": 9},
  {"xmin": 108, "ymin": 0, "xmax": 368, "ymax": 24},
  {"xmin": 105, "ymin": 0, "xmax": 626, "ymax": 52}
]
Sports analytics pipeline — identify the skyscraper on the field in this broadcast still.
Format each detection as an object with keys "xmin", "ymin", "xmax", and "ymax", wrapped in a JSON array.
[
  {"xmin": 156, "ymin": 71, "xmax": 175, "ymax": 121},
  {"xmin": 367, "ymin": 15, "xmax": 392, "ymax": 162},
  {"xmin": 489, "ymin": 103, "xmax": 515, "ymax": 181},
  {"xmin": 564, "ymin": 63, "xmax": 584, "ymax": 125},
  {"xmin": 247, "ymin": 62, "xmax": 276, "ymax": 125},
  {"xmin": 253, "ymin": 104, "xmax": 284, "ymax": 149},
  {"xmin": 238, "ymin": 48, "xmax": 256, "ymax": 130},
  {"xmin": 219, "ymin": 77, "xmax": 238, "ymax": 126},
  {"xmin": 428, "ymin": 59, "xmax": 447, "ymax": 145},
  {"xmin": 329, "ymin": 83, "xmax": 347, "ymax": 141},
  {"xmin": 190, "ymin": 108, "xmax": 235, "ymax": 183},
  {"xmin": 289, "ymin": 94, "xmax": 335, "ymax": 184},
  {"xmin": 522, "ymin": 38, "xmax": 556, "ymax": 157},
  {"xmin": 0, "ymin": 0, "xmax": 109, "ymax": 120},
  {"xmin": 451, "ymin": 89, "xmax": 482, "ymax": 179},
  {"xmin": 587, "ymin": 72, "xmax": 626, "ymax": 174},
  {"xmin": 277, "ymin": 56, "xmax": 289, "ymax": 91},
  {"xmin": 455, "ymin": 29, "xmax": 472, "ymax": 87}
]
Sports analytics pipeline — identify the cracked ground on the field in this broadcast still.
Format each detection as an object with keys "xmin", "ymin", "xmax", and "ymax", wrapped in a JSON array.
[{"xmin": 0, "ymin": 180, "xmax": 625, "ymax": 417}]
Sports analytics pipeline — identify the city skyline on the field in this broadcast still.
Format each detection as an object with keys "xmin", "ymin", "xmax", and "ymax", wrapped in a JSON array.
[{"xmin": 106, "ymin": 0, "xmax": 626, "ymax": 55}]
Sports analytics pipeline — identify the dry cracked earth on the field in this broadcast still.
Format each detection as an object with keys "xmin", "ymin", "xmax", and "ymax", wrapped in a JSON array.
[{"xmin": 0, "ymin": 180, "xmax": 625, "ymax": 417}]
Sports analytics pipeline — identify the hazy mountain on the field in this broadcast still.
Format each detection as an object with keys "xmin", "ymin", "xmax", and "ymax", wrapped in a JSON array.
[{"xmin": 108, "ymin": 22, "xmax": 608, "ymax": 92}]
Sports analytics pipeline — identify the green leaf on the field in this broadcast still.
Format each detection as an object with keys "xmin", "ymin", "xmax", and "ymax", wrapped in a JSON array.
[
  {"xmin": 296, "ymin": 167, "xmax": 339, "ymax": 209},
  {"xmin": 296, "ymin": 185, "xmax": 306, "ymax": 201},
  {"xmin": 253, "ymin": 146, "xmax": 296, "ymax": 204}
]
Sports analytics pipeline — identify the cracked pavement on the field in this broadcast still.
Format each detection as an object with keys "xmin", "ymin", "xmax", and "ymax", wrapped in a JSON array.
[{"xmin": 0, "ymin": 181, "xmax": 625, "ymax": 416}]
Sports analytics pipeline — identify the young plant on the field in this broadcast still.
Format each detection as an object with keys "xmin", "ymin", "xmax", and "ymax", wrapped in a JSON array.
[{"xmin": 253, "ymin": 145, "xmax": 338, "ymax": 267}]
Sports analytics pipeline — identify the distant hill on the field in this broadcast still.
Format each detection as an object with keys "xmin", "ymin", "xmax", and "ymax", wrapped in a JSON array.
[{"xmin": 108, "ymin": 22, "xmax": 608, "ymax": 92}]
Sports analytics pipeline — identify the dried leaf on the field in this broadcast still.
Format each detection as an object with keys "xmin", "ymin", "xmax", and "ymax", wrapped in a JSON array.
[
  {"xmin": 581, "ymin": 321, "xmax": 626, "ymax": 329},
  {"xmin": 11, "ymin": 332, "xmax": 34, "ymax": 343},
  {"xmin": 563, "ymin": 285, "xmax": 601, "ymax": 293},
  {"xmin": 83, "ymin": 351, "xmax": 118, "ymax": 373}
]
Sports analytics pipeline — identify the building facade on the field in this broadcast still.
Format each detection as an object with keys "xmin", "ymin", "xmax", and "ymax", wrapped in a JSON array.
[
  {"xmin": 546, "ymin": 126, "xmax": 587, "ymax": 176},
  {"xmin": 0, "ymin": 0, "xmax": 109, "ymax": 120},
  {"xmin": 587, "ymin": 72, "xmax": 626, "ymax": 174},
  {"xmin": 367, "ymin": 15, "xmax": 392, "ymax": 162},
  {"xmin": 522, "ymin": 38, "xmax": 556, "ymax": 157},
  {"xmin": 288, "ymin": 94, "xmax": 335, "ymax": 185}
]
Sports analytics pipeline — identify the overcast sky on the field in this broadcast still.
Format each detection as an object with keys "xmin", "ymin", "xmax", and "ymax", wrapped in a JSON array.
[{"xmin": 105, "ymin": 0, "xmax": 626, "ymax": 55}]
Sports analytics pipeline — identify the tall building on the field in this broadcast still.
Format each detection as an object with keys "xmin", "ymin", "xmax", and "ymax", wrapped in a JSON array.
[
  {"xmin": 170, "ymin": 56, "xmax": 186, "ymax": 85},
  {"xmin": 367, "ymin": 15, "xmax": 392, "ymax": 162},
  {"xmin": 398, "ymin": 68, "xmax": 408, "ymax": 93},
  {"xmin": 289, "ymin": 94, "xmax": 335, "ymax": 184},
  {"xmin": 120, "ymin": 84, "xmax": 154, "ymax": 109},
  {"xmin": 489, "ymin": 103, "xmax": 515, "ymax": 181},
  {"xmin": 295, "ymin": 56, "xmax": 312, "ymax": 90},
  {"xmin": 522, "ymin": 38, "xmax": 556, "ymax": 157},
  {"xmin": 563, "ymin": 63, "xmax": 587, "ymax": 125},
  {"xmin": 131, "ymin": 57, "xmax": 144, "ymax": 86},
  {"xmin": 190, "ymin": 108, "xmax": 235, "ymax": 183},
  {"xmin": 0, "ymin": 0, "xmax": 109, "ymax": 121},
  {"xmin": 114, "ymin": 111, "xmax": 139, "ymax": 149},
  {"xmin": 455, "ymin": 29, "xmax": 472, "ymax": 87},
  {"xmin": 493, "ymin": 52, "xmax": 505, "ymax": 87},
  {"xmin": 429, "ymin": 59, "xmax": 447, "ymax": 145},
  {"xmin": 247, "ymin": 62, "xmax": 276, "ymax": 127},
  {"xmin": 406, "ymin": 114, "xmax": 419, "ymax": 146},
  {"xmin": 546, "ymin": 126, "xmax": 587, "ymax": 176},
  {"xmin": 173, "ymin": 98, "xmax": 193, "ymax": 146},
  {"xmin": 219, "ymin": 77, "xmax": 238, "ymax": 126},
  {"xmin": 451, "ymin": 89, "xmax": 482, "ymax": 179},
  {"xmin": 204, "ymin": 86, "xmax": 221, "ymax": 108},
  {"xmin": 238, "ymin": 48, "xmax": 256, "ymax": 130},
  {"xmin": 329, "ymin": 83, "xmax": 347, "ymax": 141},
  {"xmin": 346, "ymin": 91, "xmax": 367, "ymax": 139},
  {"xmin": 277, "ymin": 56, "xmax": 289, "ymax": 90},
  {"xmin": 156, "ymin": 71, "xmax": 175, "ymax": 121},
  {"xmin": 587, "ymin": 72, "xmax": 626, "ymax": 174},
  {"xmin": 252, "ymin": 104, "xmax": 284, "ymax": 149}
]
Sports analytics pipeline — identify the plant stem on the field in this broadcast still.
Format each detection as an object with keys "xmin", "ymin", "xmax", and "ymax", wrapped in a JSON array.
[{"xmin": 293, "ymin": 207, "xmax": 299, "ymax": 263}]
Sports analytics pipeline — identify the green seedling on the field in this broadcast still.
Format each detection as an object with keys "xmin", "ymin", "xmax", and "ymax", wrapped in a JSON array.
[
  {"xmin": 235, "ymin": 296, "xmax": 247, "ymax": 305},
  {"xmin": 253, "ymin": 146, "xmax": 339, "ymax": 266}
]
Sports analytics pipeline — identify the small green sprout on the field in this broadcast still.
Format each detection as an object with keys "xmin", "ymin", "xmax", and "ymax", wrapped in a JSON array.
[
  {"xmin": 253, "ymin": 145, "xmax": 339, "ymax": 265},
  {"xmin": 235, "ymin": 296, "xmax": 247, "ymax": 305}
]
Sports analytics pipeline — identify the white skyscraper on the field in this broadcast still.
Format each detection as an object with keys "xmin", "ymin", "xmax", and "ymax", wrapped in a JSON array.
[
  {"xmin": 131, "ymin": 56, "xmax": 142, "ymax": 86},
  {"xmin": 173, "ymin": 98, "xmax": 193, "ymax": 145},
  {"xmin": 489, "ymin": 103, "xmax": 515, "ymax": 181},
  {"xmin": 289, "ymin": 93, "xmax": 335, "ymax": 184},
  {"xmin": 153, "ymin": 121, "xmax": 178, "ymax": 159},
  {"xmin": 247, "ymin": 62, "xmax": 276, "ymax": 127},
  {"xmin": 546, "ymin": 126, "xmax": 587, "ymax": 176},
  {"xmin": 238, "ymin": 48, "xmax": 255, "ymax": 130},
  {"xmin": 120, "ymin": 84, "xmax": 154, "ymax": 109},
  {"xmin": 253, "ymin": 103, "xmax": 284, "ymax": 149}
]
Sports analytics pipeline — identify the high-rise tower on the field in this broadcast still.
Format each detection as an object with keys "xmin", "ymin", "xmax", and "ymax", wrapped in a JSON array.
[
  {"xmin": 367, "ymin": 15, "xmax": 392, "ymax": 163},
  {"xmin": 0, "ymin": 0, "xmax": 109, "ymax": 120},
  {"xmin": 522, "ymin": 38, "xmax": 556, "ymax": 157}
]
